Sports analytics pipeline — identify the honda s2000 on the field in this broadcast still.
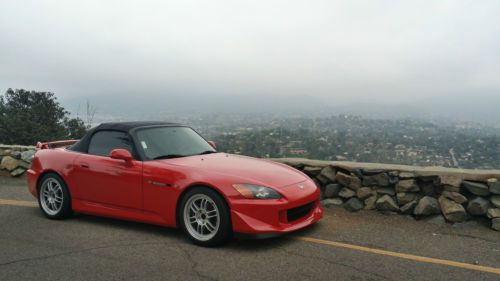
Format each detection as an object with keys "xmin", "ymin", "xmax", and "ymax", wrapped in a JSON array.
[{"xmin": 27, "ymin": 121, "xmax": 322, "ymax": 246}]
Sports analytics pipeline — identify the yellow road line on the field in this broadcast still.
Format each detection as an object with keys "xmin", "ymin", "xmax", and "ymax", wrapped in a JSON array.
[
  {"xmin": 0, "ymin": 199, "xmax": 37, "ymax": 207},
  {"xmin": 296, "ymin": 236, "xmax": 500, "ymax": 275}
]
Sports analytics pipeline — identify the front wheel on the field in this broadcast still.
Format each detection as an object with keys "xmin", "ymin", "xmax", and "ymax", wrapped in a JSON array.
[
  {"xmin": 38, "ymin": 173, "xmax": 72, "ymax": 219},
  {"xmin": 179, "ymin": 187, "xmax": 232, "ymax": 247}
]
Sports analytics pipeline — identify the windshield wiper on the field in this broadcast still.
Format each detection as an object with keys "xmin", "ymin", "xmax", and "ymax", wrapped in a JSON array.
[
  {"xmin": 153, "ymin": 154, "xmax": 187, "ymax": 160},
  {"xmin": 198, "ymin": 150, "xmax": 217, "ymax": 155}
]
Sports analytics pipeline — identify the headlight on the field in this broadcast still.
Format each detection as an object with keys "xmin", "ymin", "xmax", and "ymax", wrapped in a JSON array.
[{"xmin": 232, "ymin": 184, "xmax": 282, "ymax": 199}]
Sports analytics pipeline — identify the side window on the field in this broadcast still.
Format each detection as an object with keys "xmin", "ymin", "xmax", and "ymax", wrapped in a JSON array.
[{"xmin": 88, "ymin": 131, "xmax": 132, "ymax": 157}]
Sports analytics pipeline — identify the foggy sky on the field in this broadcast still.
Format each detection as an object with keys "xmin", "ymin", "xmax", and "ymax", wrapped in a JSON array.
[{"xmin": 1, "ymin": 0, "xmax": 499, "ymax": 107}]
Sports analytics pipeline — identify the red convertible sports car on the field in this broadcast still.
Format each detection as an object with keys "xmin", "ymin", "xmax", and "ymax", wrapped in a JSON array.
[{"xmin": 27, "ymin": 121, "xmax": 322, "ymax": 246}]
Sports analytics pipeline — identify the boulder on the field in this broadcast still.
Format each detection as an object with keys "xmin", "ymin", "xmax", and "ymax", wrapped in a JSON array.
[
  {"xmin": 338, "ymin": 187, "xmax": 356, "ymax": 199},
  {"xmin": 10, "ymin": 151, "xmax": 21, "ymax": 159},
  {"xmin": 18, "ymin": 161, "xmax": 31, "ymax": 169},
  {"xmin": 364, "ymin": 195, "xmax": 377, "ymax": 210},
  {"xmin": 466, "ymin": 197, "xmax": 490, "ymax": 216},
  {"xmin": 414, "ymin": 196, "xmax": 441, "ymax": 216},
  {"xmin": 492, "ymin": 218, "xmax": 500, "ymax": 231},
  {"xmin": 362, "ymin": 173, "xmax": 391, "ymax": 187},
  {"xmin": 335, "ymin": 172, "xmax": 361, "ymax": 190},
  {"xmin": 356, "ymin": 187, "xmax": 375, "ymax": 200},
  {"xmin": 316, "ymin": 174, "xmax": 330, "ymax": 185},
  {"xmin": 490, "ymin": 196, "xmax": 500, "ymax": 208},
  {"xmin": 438, "ymin": 196, "xmax": 467, "ymax": 222},
  {"xmin": 462, "ymin": 181, "xmax": 490, "ymax": 196},
  {"xmin": 396, "ymin": 192, "xmax": 419, "ymax": 206},
  {"xmin": 376, "ymin": 187, "xmax": 395, "ymax": 196},
  {"xmin": 324, "ymin": 184, "xmax": 341, "ymax": 198},
  {"xmin": 487, "ymin": 208, "xmax": 500, "ymax": 219},
  {"xmin": 396, "ymin": 179, "xmax": 420, "ymax": 193},
  {"xmin": 425, "ymin": 215, "xmax": 447, "ymax": 225},
  {"xmin": 440, "ymin": 175, "xmax": 462, "ymax": 188},
  {"xmin": 10, "ymin": 167, "xmax": 26, "ymax": 177},
  {"xmin": 441, "ymin": 191, "xmax": 467, "ymax": 204},
  {"xmin": 399, "ymin": 172, "xmax": 415, "ymax": 179},
  {"xmin": 303, "ymin": 166, "xmax": 322, "ymax": 177},
  {"xmin": 319, "ymin": 166, "xmax": 337, "ymax": 182},
  {"xmin": 376, "ymin": 195, "xmax": 399, "ymax": 212},
  {"xmin": 344, "ymin": 198, "xmax": 364, "ymax": 212},
  {"xmin": 487, "ymin": 178, "xmax": 500, "ymax": 195},
  {"xmin": 400, "ymin": 200, "xmax": 418, "ymax": 214},
  {"xmin": 0, "ymin": 156, "xmax": 19, "ymax": 171},
  {"xmin": 321, "ymin": 198, "xmax": 343, "ymax": 208}
]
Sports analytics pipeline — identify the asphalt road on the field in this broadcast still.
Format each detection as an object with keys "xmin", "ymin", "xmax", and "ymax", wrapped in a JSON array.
[{"xmin": 1, "ymin": 176, "xmax": 499, "ymax": 281}]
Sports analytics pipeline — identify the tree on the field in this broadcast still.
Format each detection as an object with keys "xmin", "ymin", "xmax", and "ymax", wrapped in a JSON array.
[{"xmin": 0, "ymin": 88, "xmax": 87, "ymax": 145}]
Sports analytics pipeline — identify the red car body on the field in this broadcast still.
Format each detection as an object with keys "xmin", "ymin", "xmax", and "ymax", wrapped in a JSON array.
[{"xmin": 27, "ymin": 122, "xmax": 322, "ymax": 237}]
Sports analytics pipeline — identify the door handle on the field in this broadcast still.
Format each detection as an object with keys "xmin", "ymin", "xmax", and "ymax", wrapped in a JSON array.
[{"xmin": 80, "ymin": 162, "xmax": 89, "ymax": 168}]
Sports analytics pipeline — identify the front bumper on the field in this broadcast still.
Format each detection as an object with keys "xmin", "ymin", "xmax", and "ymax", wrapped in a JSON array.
[{"xmin": 230, "ymin": 182, "xmax": 323, "ymax": 235}]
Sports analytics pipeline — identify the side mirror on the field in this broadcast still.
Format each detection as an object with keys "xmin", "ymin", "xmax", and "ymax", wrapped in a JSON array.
[
  {"xmin": 110, "ymin": 149, "xmax": 133, "ymax": 163},
  {"xmin": 208, "ymin": 141, "xmax": 217, "ymax": 150}
]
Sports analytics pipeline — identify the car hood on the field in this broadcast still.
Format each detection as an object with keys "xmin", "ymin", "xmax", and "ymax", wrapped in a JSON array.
[{"xmin": 161, "ymin": 153, "xmax": 308, "ymax": 188}]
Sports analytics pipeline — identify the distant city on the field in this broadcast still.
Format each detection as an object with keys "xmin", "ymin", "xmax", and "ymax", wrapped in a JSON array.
[{"xmin": 179, "ymin": 114, "xmax": 500, "ymax": 170}]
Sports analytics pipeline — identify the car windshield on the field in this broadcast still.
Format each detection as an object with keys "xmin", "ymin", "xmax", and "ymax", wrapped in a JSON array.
[{"xmin": 135, "ymin": 126, "xmax": 216, "ymax": 160}]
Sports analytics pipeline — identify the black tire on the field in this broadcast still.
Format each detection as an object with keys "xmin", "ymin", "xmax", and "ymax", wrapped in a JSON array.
[
  {"xmin": 37, "ymin": 173, "xmax": 72, "ymax": 219},
  {"xmin": 178, "ymin": 187, "xmax": 232, "ymax": 247}
]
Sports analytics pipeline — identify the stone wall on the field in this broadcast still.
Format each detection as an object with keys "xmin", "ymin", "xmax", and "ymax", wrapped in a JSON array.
[
  {"xmin": 272, "ymin": 158, "xmax": 500, "ymax": 232},
  {"xmin": 0, "ymin": 145, "xmax": 35, "ymax": 177}
]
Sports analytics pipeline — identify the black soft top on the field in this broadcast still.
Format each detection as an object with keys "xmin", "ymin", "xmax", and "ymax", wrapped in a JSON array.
[{"xmin": 69, "ymin": 121, "xmax": 181, "ymax": 153}]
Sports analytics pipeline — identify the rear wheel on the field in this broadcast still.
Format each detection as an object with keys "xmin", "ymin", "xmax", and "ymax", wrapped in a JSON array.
[
  {"xmin": 179, "ymin": 187, "xmax": 232, "ymax": 247},
  {"xmin": 38, "ymin": 173, "xmax": 72, "ymax": 219}
]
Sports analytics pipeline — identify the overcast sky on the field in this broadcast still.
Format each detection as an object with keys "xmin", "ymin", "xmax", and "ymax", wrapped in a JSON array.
[{"xmin": 0, "ymin": 0, "xmax": 499, "ymax": 107}]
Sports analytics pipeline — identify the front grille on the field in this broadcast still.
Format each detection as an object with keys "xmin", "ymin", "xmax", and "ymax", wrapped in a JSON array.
[{"xmin": 287, "ymin": 202, "xmax": 314, "ymax": 222}]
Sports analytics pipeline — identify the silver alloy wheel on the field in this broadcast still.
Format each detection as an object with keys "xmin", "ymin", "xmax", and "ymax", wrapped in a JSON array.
[
  {"xmin": 40, "ymin": 178, "xmax": 64, "ymax": 216},
  {"xmin": 183, "ymin": 194, "xmax": 220, "ymax": 241}
]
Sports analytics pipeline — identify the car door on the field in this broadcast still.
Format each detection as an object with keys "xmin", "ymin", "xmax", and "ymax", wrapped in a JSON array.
[{"xmin": 73, "ymin": 130, "xmax": 143, "ymax": 209}]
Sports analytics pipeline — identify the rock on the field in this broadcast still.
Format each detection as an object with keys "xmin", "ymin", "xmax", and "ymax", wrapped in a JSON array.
[
  {"xmin": 303, "ymin": 166, "xmax": 322, "ymax": 176},
  {"xmin": 10, "ymin": 167, "xmax": 25, "ymax": 177},
  {"xmin": 324, "ymin": 184, "xmax": 341, "ymax": 198},
  {"xmin": 344, "ymin": 198, "xmax": 364, "ymax": 212},
  {"xmin": 440, "ymin": 175, "xmax": 463, "ymax": 188},
  {"xmin": 319, "ymin": 166, "xmax": 337, "ymax": 182},
  {"xmin": 362, "ymin": 173, "xmax": 391, "ymax": 187},
  {"xmin": 10, "ymin": 151, "xmax": 21, "ymax": 159},
  {"xmin": 316, "ymin": 174, "xmax": 330, "ymax": 185},
  {"xmin": 396, "ymin": 179, "xmax": 420, "ymax": 193},
  {"xmin": 414, "ymin": 196, "xmax": 441, "ymax": 216},
  {"xmin": 376, "ymin": 195, "xmax": 399, "ymax": 212},
  {"xmin": 425, "ymin": 215, "xmax": 447, "ymax": 225},
  {"xmin": 466, "ymin": 197, "xmax": 490, "ymax": 216},
  {"xmin": 487, "ymin": 208, "xmax": 500, "ymax": 219},
  {"xmin": 321, "ymin": 198, "xmax": 343, "ymax": 208},
  {"xmin": 438, "ymin": 196, "xmax": 467, "ymax": 222},
  {"xmin": 443, "ymin": 185, "xmax": 460, "ymax": 192},
  {"xmin": 396, "ymin": 192, "xmax": 419, "ymax": 206},
  {"xmin": 338, "ymin": 187, "xmax": 356, "ymax": 199},
  {"xmin": 0, "ymin": 156, "xmax": 19, "ymax": 171},
  {"xmin": 18, "ymin": 161, "xmax": 31, "ymax": 169},
  {"xmin": 357, "ymin": 187, "xmax": 375, "ymax": 200},
  {"xmin": 441, "ymin": 191, "xmax": 468, "ymax": 204},
  {"xmin": 492, "ymin": 218, "xmax": 500, "ymax": 231},
  {"xmin": 487, "ymin": 178, "xmax": 500, "ymax": 195},
  {"xmin": 462, "ymin": 181, "xmax": 490, "ymax": 196},
  {"xmin": 400, "ymin": 200, "xmax": 418, "ymax": 214},
  {"xmin": 335, "ymin": 172, "xmax": 361, "ymax": 190},
  {"xmin": 489, "ymin": 196, "xmax": 500, "ymax": 208},
  {"xmin": 376, "ymin": 187, "xmax": 395, "ymax": 196},
  {"xmin": 399, "ymin": 172, "xmax": 415, "ymax": 179},
  {"xmin": 388, "ymin": 171, "xmax": 399, "ymax": 177},
  {"xmin": 364, "ymin": 195, "xmax": 377, "ymax": 210},
  {"xmin": 419, "ymin": 181, "xmax": 442, "ymax": 196}
]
